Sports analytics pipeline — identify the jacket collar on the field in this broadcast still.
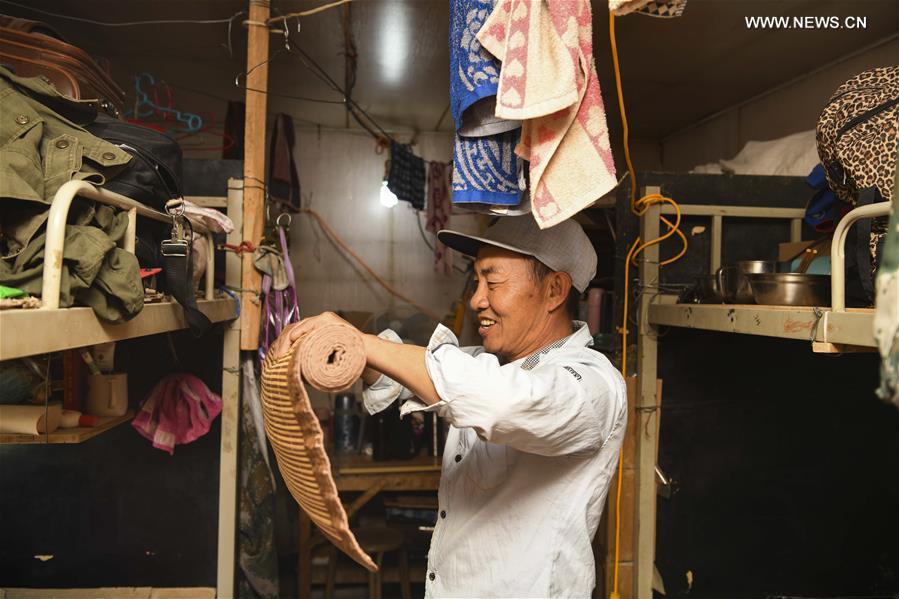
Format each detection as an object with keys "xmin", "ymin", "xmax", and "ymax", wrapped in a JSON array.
[{"xmin": 515, "ymin": 321, "xmax": 593, "ymax": 370}]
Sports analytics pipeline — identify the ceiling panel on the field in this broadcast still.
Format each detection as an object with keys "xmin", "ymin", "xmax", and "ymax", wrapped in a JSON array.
[{"xmin": 2, "ymin": 0, "xmax": 896, "ymax": 138}]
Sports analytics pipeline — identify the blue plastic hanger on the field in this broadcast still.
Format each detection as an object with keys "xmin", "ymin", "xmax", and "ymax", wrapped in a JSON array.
[{"xmin": 132, "ymin": 72, "xmax": 204, "ymax": 134}]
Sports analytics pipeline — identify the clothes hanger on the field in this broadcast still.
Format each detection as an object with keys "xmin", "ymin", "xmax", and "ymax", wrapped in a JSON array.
[{"xmin": 131, "ymin": 72, "xmax": 204, "ymax": 134}]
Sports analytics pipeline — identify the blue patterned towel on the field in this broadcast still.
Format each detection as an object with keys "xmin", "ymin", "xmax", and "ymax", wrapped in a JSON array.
[
  {"xmin": 452, "ymin": 128, "xmax": 521, "ymax": 205},
  {"xmin": 450, "ymin": 0, "xmax": 520, "ymax": 206},
  {"xmin": 450, "ymin": 0, "xmax": 501, "ymax": 128}
]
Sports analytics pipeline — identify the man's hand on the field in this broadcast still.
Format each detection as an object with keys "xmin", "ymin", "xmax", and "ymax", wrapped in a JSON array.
[
  {"xmin": 268, "ymin": 311, "xmax": 440, "ymax": 406},
  {"xmin": 269, "ymin": 311, "xmax": 353, "ymax": 359}
]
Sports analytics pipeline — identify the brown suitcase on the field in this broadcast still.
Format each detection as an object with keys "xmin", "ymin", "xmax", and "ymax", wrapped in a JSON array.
[{"xmin": 0, "ymin": 17, "xmax": 125, "ymax": 116}]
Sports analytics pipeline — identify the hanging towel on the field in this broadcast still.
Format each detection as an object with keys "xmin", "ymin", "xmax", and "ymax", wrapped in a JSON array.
[
  {"xmin": 452, "ymin": 129, "xmax": 522, "ymax": 205},
  {"xmin": 268, "ymin": 113, "xmax": 302, "ymax": 213},
  {"xmin": 450, "ymin": 0, "xmax": 522, "ymax": 207},
  {"xmin": 132, "ymin": 373, "xmax": 222, "ymax": 455},
  {"xmin": 426, "ymin": 162, "xmax": 454, "ymax": 276},
  {"xmin": 261, "ymin": 322, "xmax": 378, "ymax": 572},
  {"xmin": 450, "ymin": 0, "xmax": 520, "ymax": 136},
  {"xmin": 479, "ymin": 0, "xmax": 617, "ymax": 228},
  {"xmin": 184, "ymin": 200, "xmax": 235, "ymax": 234},
  {"xmin": 387, "ymin": 142, "xmax": 426, "ymax": 209}
]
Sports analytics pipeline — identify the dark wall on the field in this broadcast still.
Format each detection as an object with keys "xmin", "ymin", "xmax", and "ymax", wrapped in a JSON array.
[
  {"xmin": 0, "ymin": 329, "xmax": 225, "ymax": 588},
  {"xmin": 655, "ymin": 330, "xmax": 899, "ymax": 598},
  {"xmin": 600, "ymin": 173, "xmax": 899, "ymax": 596}
]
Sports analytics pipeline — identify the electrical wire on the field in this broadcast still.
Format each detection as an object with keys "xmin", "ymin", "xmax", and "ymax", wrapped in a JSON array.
[
  {"xmin": 0, "ymin": 0, "xmax": 240, "ymax": 26},
  {"xmin": 267, "ymin": 0, "xmax": 353, "ymax": 25},
  {"xmin": 168, "ymin": 81, "xmax": 344, "ymax": 106},
  {"xmin": 281, "ymin": 28, "xmax": 400, "ymax": 145},
  {"xmin": 608, "ymin": 11, "xmax": 688, "ymax": 599}
]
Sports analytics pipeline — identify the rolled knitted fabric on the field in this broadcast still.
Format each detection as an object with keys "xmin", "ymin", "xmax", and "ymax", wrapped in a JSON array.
[{"xmin": 260, "ymin": 323, "xmax": 377, "ymax": 572}]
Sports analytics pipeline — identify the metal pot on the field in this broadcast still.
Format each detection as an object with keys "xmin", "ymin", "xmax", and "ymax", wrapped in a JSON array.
[
  {"xmin": 716, "ymin": 260, "xmax": 778, "ymax": 303},
  {"xmin": 746, "ymin": 273, "xmax": 831, "ymax": 306},
  {"xmin": 694, "ymin": 274, "xmax": 724, "ymax": 303}
]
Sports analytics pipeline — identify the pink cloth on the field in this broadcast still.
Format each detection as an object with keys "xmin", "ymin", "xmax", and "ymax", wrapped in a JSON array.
[
  {"xmin": 132, "ymin": 373, "xmax": 222, "ymax": 455},
  {"xmin": 478, "ymin": 0, "xmax": 617, "ymax": 229},
  {"xmin": 426, "ymin": 162, "xmax": 453, "ymax": 277}
]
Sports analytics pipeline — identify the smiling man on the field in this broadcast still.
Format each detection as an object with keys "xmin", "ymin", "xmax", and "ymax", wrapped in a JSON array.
[{"xmin": 291, "ymin": 215, "xmax": 627, "ymax": 598}]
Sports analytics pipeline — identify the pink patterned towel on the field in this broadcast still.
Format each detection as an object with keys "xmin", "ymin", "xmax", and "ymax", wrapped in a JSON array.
[
  {"xmin": 478, "ymin": 0, "xmax": 617, "ymax": 229},
  {"xmin": 132, "ymin": 373, "xmax": 222, "ymax": 455}
]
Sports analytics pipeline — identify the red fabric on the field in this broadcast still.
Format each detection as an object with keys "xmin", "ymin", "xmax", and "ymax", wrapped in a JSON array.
[
  {"xmin": 426, "ymin": 162, "xmax": 453, "ymax": 276},
  {"xmin": 132, "ymin": 373, "xmax": 222, "ymax": 455}
]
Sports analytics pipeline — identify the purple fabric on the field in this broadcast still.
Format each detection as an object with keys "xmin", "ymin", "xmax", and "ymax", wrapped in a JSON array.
[{"xmin": 258, "ymin": 226, "xmax": 300, "ymax": 365}]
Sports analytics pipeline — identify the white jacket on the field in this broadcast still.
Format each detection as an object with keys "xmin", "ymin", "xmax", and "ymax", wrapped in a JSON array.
[{"xmin": 363, "ymin": 321, "xmax": 627, "ymax": 598}]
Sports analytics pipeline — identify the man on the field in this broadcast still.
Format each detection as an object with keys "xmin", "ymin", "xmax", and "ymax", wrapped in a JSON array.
[{"xmin": 289, "ymin": 215, "xmax": 626, "ymax": 598}]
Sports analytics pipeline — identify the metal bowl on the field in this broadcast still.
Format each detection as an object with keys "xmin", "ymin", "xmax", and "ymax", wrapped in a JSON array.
[
  {"xmin": 717, "ymin": 261, "xmax": 778, "ymax": 303},
  {"xmin": 746, "ymin": 273, "xmax": 831, "ymax": 306}
]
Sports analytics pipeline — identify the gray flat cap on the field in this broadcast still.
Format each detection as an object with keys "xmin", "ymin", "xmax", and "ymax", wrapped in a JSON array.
[{"xmin": 438, "ymin": 216, "xmax": 597, "ymax": 292}]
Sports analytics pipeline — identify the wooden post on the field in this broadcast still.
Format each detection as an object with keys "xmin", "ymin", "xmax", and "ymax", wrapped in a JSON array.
[
  {"xmin": 241, "ymin": 0, "xmax": 270, "ymax": 350},
  {"xmin": 634, "ymin": 186, "xmax": 662, "ymax": 598},
  {"xmin": 217, "ymin": 179, "xmax": 244, "ymax": 598}
]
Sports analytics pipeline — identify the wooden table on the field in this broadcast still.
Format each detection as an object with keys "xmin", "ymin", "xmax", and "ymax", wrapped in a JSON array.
[{"xmin": 297, "ymin": 454, "xmax": 442, "ymax": 599}]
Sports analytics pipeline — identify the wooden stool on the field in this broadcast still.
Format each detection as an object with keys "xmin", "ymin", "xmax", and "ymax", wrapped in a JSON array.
[{"xmin": 325, "ymin": 525, "xmax": 411, "ymax": 599}]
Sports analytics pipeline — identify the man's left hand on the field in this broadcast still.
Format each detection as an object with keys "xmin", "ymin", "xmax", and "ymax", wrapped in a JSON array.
[{"xmin": 270, "ymin": 311, "xmax": 355, "ymax": 358}]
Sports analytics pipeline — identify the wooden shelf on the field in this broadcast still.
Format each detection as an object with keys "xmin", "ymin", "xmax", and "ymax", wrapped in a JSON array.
[
  {"xmin": 0, "ymin": 411, "xmax": 134, "ymax": 445},
  {"xmin": 0, "ymin": 298, "xmax": 238, "ymax": 360},
  {"xmin": 648, "ymin": 297, "xmax": 876, "ymax": 350}
]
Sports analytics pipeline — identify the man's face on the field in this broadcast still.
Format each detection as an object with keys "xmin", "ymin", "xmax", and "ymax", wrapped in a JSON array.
[{"xmin": 469, "ymin": 246, "xmax": 554, "ymax": 362}]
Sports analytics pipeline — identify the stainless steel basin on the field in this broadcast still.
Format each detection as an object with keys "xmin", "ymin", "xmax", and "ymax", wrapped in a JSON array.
[{"xmin": 746, "ymin": 273, "xmax": 832, "ymax": 306}]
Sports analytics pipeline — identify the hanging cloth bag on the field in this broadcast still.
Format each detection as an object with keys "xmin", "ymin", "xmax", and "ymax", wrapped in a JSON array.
[{"xmin": 255, "ymin": 223, "xmax": 300, "ymax": 364}]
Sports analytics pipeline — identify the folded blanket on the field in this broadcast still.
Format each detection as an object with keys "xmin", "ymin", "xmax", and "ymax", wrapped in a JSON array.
[
  {"xmin": 479, "ymin": 0, "xmax": 617, "ymax": 228},
  {"xmin": 260, "ymin": 323, "xmax": 377, "ymax": 572}
]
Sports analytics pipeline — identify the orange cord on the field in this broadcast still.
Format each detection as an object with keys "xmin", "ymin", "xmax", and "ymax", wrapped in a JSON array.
[{"xmin": 609, "ymin": 12, "xmax": 687, "ymax": 599}]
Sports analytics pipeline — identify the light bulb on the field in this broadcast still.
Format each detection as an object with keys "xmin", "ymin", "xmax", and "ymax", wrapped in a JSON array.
[{"xmin": 379, "ymin": 180, "xmax": 398, "ymax": 208}]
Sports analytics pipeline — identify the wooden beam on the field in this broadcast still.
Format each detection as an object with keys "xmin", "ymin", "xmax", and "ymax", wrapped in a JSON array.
[{"xmin": 241, "ymin": 0, "xmax": 271, "ymax": 350}]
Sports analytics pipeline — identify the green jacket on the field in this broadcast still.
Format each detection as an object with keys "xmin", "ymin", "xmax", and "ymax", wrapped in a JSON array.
[
  {"xmin": 0, "ymin": 66, "xmax": 143, "ymax": 322},
  {"xmin": 0, "ymin": 204, "xmax": 143, "ymax": 322},
  {"xmin": 0, "ymin": 65, "xmax": 132, "ymax": 258}
]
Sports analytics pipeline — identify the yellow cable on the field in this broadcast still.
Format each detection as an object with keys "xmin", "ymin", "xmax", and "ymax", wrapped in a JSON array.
[{"xmin": 609, "ymin": 11, "xmax": 688, "ymax": 599}]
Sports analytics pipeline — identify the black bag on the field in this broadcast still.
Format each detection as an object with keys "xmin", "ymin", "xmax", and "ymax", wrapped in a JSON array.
[
  {"xmin": 88, "ymin": 117, "xmax": 212, "ymax": 335},
  {"xmin": 86, "ymin": 115, "xmax": 183, "ymax": 210}
]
